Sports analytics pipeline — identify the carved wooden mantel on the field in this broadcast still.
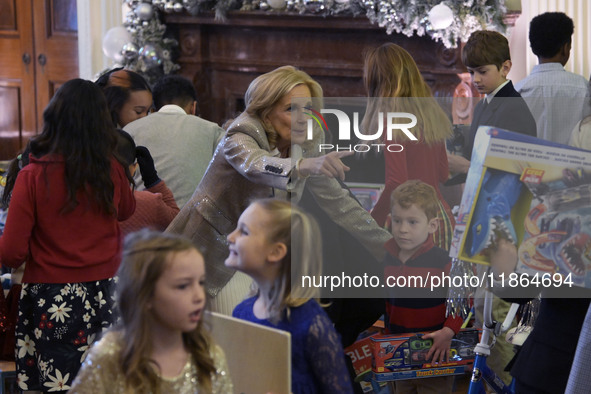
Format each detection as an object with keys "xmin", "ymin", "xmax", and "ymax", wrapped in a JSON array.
[{"xmin": 164, "ymin": 11, "xmax": 468, "ymax": 126}]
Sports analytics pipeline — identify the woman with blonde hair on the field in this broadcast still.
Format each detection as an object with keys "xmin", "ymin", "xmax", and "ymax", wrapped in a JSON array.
[
  {"xmin": 166, "ymin": 65, "xmax": 391, "ymax": 315},
  {"xmin": 362, "ymin": 43, "xmax": 454, "ymax": 249}
]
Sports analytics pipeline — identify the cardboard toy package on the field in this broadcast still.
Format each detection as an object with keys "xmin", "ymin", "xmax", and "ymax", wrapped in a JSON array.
[
  {"xmin": 369, "ymin": 329, "xmax": 479, "ymax": 381},
  {"xmin": 449, "ymin": 126, "xmax": 591, "ymax": 288},
  {"xmin": 345, "ymin": 334, "xmax": 379, "ymax": 392}
]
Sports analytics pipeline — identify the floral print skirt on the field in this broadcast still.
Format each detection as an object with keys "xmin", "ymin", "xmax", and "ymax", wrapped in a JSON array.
[{"xmin": 15, "ymin": 279, "xmax": 116, "ymax": 392}]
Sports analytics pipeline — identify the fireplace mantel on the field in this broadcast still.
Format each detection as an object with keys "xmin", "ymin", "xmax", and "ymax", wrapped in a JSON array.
[{"xmin": 164, "ymin": 11, "xmax": 466, "ymax": 125}]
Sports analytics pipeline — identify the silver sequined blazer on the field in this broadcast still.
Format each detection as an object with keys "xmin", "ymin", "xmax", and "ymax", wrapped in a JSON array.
[{"xmin": 166, "ymin": 112, "xmax": 391, "ymax": 297}]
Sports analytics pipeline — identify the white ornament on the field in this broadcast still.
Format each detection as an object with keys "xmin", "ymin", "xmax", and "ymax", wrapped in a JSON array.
[
  {"xmin": 428, "ymin": 3, "xmax": 454, "ymax": 30},
  {"xmin": 268, "ymin": 0, "xmax": 286, "ymax": 9},
  {"xmin": 102, "ymin": 26, "xmax": 132, "ymax": 62}
]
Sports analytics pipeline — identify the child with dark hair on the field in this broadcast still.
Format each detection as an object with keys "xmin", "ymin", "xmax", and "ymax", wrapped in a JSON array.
[
  {"xmin": 448, "ymin": 31, "xmax": 539, "ymax": 387},
  {"xmin": 115, "ymin": 129, "xmax": 179, "ymax": 236},
  {"xmin": 0, "ymin": 78, "xmax": 136, "ymax": 392},
  {"xmin": 152, "ymin": 74, "xmax": 198, "ymax": 113},
  {"xmin": 448, "ymin": 30, "xmax": 537, "ymax": 176},
  {"xmin": 516, "ymin": 12, "xmax": 589, "ymax": 144},
  {"xmin": 124, "ymin": 74, "xmax": 223, "ymax": 208},
  {"xmin": 96, "ymin": 68, "xmax": 153, "ymax": 127}
]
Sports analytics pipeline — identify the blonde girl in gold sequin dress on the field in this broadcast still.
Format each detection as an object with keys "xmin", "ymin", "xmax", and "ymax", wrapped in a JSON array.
[{"xmin": 70, "ymin": 230, "xmax": 232, "ymax": 394}]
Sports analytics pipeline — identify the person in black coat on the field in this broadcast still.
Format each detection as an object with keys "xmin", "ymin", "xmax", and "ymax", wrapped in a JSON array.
[
  {"xmin": 489, "ymin": 239, "xmax": 591, "ymax": 394},
  {"xmin": 448, "ymin": 30, "xmax": 537, "ymax": 176}
]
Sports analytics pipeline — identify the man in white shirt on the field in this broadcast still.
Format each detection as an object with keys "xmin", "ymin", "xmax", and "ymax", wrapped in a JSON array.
[
  {"xmin": 125, "ymin": 75, "xmax": 224, "ymax": 208},
  {"xmin": 515, "ymin": 12, "xmax": 589, "ymax": 145}
]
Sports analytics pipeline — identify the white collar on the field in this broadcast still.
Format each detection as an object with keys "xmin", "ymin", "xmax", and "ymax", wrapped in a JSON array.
[{"xmin": 158, "ymin": 104, "xmax": 187, "ymax": 114}]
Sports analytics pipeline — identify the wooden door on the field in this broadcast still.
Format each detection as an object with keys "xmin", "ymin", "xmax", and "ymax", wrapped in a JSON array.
[
  {"xmin": 32, "ymin": 0, "xmax": 78, "ymax": 131},
  {"xmin": 0, "ymin": 0, "xmax": 36, "ymax": 160},
  {"xmin": 0, "ymin": 0, "xmax": 77, "ymax": 161}
]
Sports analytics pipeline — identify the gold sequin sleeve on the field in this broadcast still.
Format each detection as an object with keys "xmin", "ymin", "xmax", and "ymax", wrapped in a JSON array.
[
  {"xmin": 69, "ymin": 332, "xmax": 123, "ymax": 394},
  {"xmin": 210, "ymin": 343, "xmax": 233, "ymax": 393}
]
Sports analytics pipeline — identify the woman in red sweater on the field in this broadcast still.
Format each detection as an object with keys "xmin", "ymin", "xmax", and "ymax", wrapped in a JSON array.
[
  {"xmin": 361, "ymin": 43, "xmax": 454, "ymax": 250},
  {"xmin": 0, "ymin": 79, "xmax": 135, "ymax": 392}
]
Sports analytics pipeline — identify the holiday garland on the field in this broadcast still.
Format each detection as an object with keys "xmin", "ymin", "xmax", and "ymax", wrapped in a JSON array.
[{"xmin": 115, "ymin": 0, "xmax": 506, "ymax": 83}]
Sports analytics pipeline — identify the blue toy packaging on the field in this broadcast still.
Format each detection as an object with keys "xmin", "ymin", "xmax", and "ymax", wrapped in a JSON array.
[
  {"xmin": 450, "ymin": 126, "xmax": 591, "ymax": 288},
  {"xmin": 370, "ymin": 329, "xmax": 479, "ymax": 381}
]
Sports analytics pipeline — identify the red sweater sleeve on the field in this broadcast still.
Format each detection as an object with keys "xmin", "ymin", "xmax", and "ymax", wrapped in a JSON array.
[
  {"xmin": 146, "ymin": 180, "xmax": 180, "ymax": 226},
  {"xmin": 0, "ymin": 170, "xmax": 35, "ymax": 268},
  {"xmin": 113, "ymin": 160, "xmax": 136, "ymax": 221}
]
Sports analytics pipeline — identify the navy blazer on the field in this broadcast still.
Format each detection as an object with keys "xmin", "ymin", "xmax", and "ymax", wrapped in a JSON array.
[{"xmin": 466, "ymin": 81, "xmax": 537, "ymax": 159}]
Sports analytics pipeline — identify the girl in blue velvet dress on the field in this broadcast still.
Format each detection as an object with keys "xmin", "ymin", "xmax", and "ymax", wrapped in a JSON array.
[{"xmin": 227, "ymin": 198, "xmax": 353, "ymax": 393}]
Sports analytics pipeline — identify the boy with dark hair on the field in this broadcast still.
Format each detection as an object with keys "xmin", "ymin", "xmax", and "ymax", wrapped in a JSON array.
[
  {"xmin": 447, "ymin": 30, "xmax": 538, "ymax": 385},
  {"xmin": 516, "ymin": 12, "xmax": 589, "ymax": 145},
  {"xmin": 383, "ymin": 180, "xmax": 463, "ymax": 394},
  {"xmin": 448, "ymin": 30, "xmax": 537, "ymax": 175},
  {"xmin": 124, "ymin": 75, "xmax": 224, "ymax": 208},
  {"xmin": 152, "ymin": 75, "xmax": 199, "ymax": 113}
]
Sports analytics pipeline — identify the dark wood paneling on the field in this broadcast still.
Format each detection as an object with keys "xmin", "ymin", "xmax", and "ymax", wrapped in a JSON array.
[
  {"xmin": 0, "ymin": 0, "xmax": 17, "ymax": 31},
  {"xmin": 165, "ymin": 12, "xmax": 465, "ymax": 126}
]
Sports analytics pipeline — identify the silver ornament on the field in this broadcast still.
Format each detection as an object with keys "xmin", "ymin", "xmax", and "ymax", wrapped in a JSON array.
[
  {"xmin": 135, "ymin": 2, "xmax": 154, "ymax": 21},
  {"xmin": 268, "ymin": 0, "xmax": 286, "ymax": 9},
  {"xmin": 173, "ymin": 2, "xmax": 184, "ymax": 12},
  {"xmin": 259, "ymin": 1, "xmax": 270, "ymax": 10},
  {"xmin": 303, "ymin": 0, "xmax": 324, "ymax": 13},
  {"xmin": 286, "ymin": 0, "xmax": 295, "ymax": 9},
  {"xmin": 139, "ymin": 43, "xmax": 162, "ymax": 68},
  {"xmin": 142, "ymin": 20, "xmax": 150, "ymax": 27},
  {"xmin": 164, "ymin": 1, "xmax": 175, "ymax": 12},
  {"xmin": 122, "ymin": 42, "xmax": 139, "ymax": 60}
]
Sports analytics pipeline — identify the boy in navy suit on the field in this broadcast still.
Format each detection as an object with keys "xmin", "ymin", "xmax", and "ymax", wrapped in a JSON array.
[
  {"xmin": 448, "ymin": 30, "xmax": 537, "ymax": 175},
  {"xmin": 447, "ymin": 30, "xmax": 538, "ymax": 386}
]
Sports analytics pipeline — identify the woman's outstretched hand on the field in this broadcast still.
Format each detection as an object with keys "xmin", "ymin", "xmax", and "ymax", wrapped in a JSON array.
[{"xmin": 299, "ymin": 151, "xmax": 354, "ymax": 181}]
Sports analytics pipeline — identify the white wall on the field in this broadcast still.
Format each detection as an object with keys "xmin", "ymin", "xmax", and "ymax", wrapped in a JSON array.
[{"xmin": 77, "ymin": 0, "xmax": 123, "ymax": 80}]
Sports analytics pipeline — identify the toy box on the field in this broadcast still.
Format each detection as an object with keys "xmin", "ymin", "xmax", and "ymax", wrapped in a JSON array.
[
  {"xmin": 345, "ymin": 334, "xmax": 378, "ymax": 393},
  {"xmin": 370, "ymin": 329, "xmax": 479, "ymax": 378},
  {"xmin": 449, "ymin": 126, "xmax": 591, "ymax": 288}
]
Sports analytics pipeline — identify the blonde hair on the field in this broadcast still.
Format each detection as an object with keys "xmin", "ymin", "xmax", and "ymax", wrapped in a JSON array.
[
  {"xmin": 116, "ymin": 230, "xmax": 215, "ymax": 393},
  {"xmin": 245, "ymin": 66, "xmax": 323, "ymax": 148},
  {"xmin": 391, "ymin": 180, "xmax": 440, "ymax": 220},
  {"xmin": 361, "ymin": 43, "xmax": 452, "ymax": 144},
  {"xmin": 251, "ymin": 198, "xmax": 322, "ymax": 323}
]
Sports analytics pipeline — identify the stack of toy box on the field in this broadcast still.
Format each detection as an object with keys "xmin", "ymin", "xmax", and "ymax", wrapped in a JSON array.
[
  {"xmin": 449, "ymin": 126, "xmax": 591, "ymax": 288},
  {"xmin": 369, "ymin": 329, "xmax": 479, "ymax": 382}
]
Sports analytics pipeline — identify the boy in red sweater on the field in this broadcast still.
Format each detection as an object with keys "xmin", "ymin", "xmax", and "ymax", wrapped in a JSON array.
[{"xmin": 383, "ymin": 180, "xmax": 462, "ymax": 393}]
